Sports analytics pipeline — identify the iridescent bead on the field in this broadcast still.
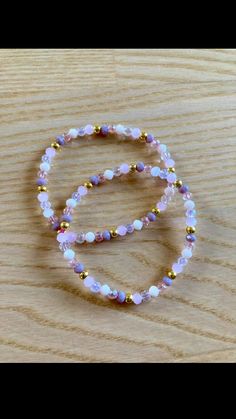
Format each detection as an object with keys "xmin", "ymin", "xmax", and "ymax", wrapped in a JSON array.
[
  {"xmin": 66, "ymin": 198, "xmax": 77, "ymax": 208},
  {"xmin": 186, "ymin": 217, "xmax": 197, "ymax": 227},
  {"xmin": 115, "ymin": 124, "xmax": 125, "ymax": 135},
  {"xmin": 179, "ymin": 184, "xmax": 189, "ymax": 194},
  {"xmin": 63, "ymin": 207, "xmax": 73, "ymax": 215},
  {"xmin": 172, "ymin": 263, "xmax": 183, "ymax": 274},
  {"xmin": 126, "ymin": 223, "xmax": 134, "ymax": 234},
  {"xmin": 90, "ymin": 175, "xmax": 99, "ymax": 186},
  {"xmin": 144, "ymin": 165, "xmax": 152, "ymax": 173},
  {"xmin": 56, "ymin": 135, "xmax": 65, "ymax": 146},
  {"xmin": 38, "ymin": 170, "xmax": 47, "ymax": 178},
  {"xmin": 68, "ymin": 259, "xmax": 77, "ymax": 268},
  {"xmin": 46, "ymin": 147, "xmax": 56, "ymax": 158},
  {"xmin": 186, "ymin": 234, "xmax": 196, "ymax": 243},
  {"xmin": 151, "ymin": 166, "xmax": 160, "ymax": 177},
  {"xmin": 98, "ymin": 173, "xmax": 106, "ymax": 184},
  {"xmin": 68, "ymin": 128, "xmax": 78, "ymax": 138},
  {"xmin": 59, "ymin": 241, "xmax": 70, "ymax": 251},
  {"xmin": 181, "ymin": 248, "xmax": 192, "ymax": 258},
  {"xmin": 76, "ymin": 233, "xmax": 85, "ymax": 244},
  {"xmin": 43, "ymin": 208, "xmax": 54, "ymax": 218},
  {"xmin": 41, "ymin": 154, "xmax": 50, "ymax": 163},
  {"xmin": 85, "ymin": 232, "xmax": 95, "ymax": 243},
  {"xmin": 104, "ymin": 169, "xmax": 114, "ymax": 180},
  {"xmin": 40, "ymin": 162, "xmax": 50, "ymax": 172},
  {"xmin": 117, "ymin": 291, "xmax": 126, "ymax": 303},
  {"xmin": 178, "ymin": 257, "xmax": 188, "ymax": 266},
  {"xmin": 63, "ymin": 249, "xmax": 75, "ymax": 260},
  {"xmin": 102, "ymin": 230, "xmax": 111, "ymax": 241},
  {"xmin": 159, "ymin": 169, "xmax": 168, "ymax": 179},
  {"xmin": 140, "ymin": 216, "xmax": 150, "ymax": 227},
  {"xmin": 108, "ymin": 289, "xmax": 118, "ymax": 299},
  {"xmin": 183, "ymin": 192, "xmax": 193, "ymax": 200},
  {"xmin": 57, "ymin": 232, "xmax": 68, "ymax": 243},
  {"xmin": 167, "ymin": 172, "xmax": 177, "ymax": 183},
  {"xmin": 74, "ymin": 262, "xmax": 84, "ymax": 274},
  {"xmin": 136, "ymin": 161, "xmax": 145, "ymax": 172},
  {"xmin": 161, "ymin": 195, "xmax": 169, "ymax": 204},
  {"xmin": 77, "ymin": 128, "xmax": 85, "ymax": 137},
  {"xmin": 95, "ymin": 232, "xmax": 103, "ymax": 242},
  {"xmin": 113, "ymin": 166, "xmax": 121, "ymax": 177},
  {"xmin": 51, "ymin": 221, "xmax": 60, "ymax": 231},
  {"xmin": 131, "ymin": 127, "xmax": 141, "ymax": 139},
  {"xmin": 120, "ymin": 163, "xmax": 130, "ymax": 174},
  {"xmin": 84, "ymin": 276, "xmax": 95, "ymax": 288},
  {"xmin": 117, "ymin": 225, "xmax": 127, "ymax": 236},
  {"xmin": 71, "ymin": 192, "xmax": 81, "ymax": 202},
  {"xmin": 67, "ymin": 232, "xmax": 77, "ymax": 243},
  {"xmin": 101, "ymin": 125, "xmax": 109, "ymax": 136},
  {"xmin": 158, "ymin": 144, "xmax": 167, "ymax": 154},
  {"xmin": 84, "ymin": 124, "xmax": 94, "ymax": 135},
  {"xmin": 132, "ymin": 293, "xmax": 142, "ymax": 305},
  {"xmin": 156, "ymin": 202, "xmax": 167, "ymax": 212},
  {"xmin": 147, "ymin": 212, "xmax": 156, "ymax": 222},
  {"xmin": 77, "ymin": 186, "xmax": 87, "ymax": 196},
  {"xmin": 141, "ymin": 290, "xmax": 151, "ymax": 302},
  {"xmin": 133, "ymin": 220, "xmax": 143, "ymax": 230},
  {"xmin": 37, "ymin": 192, "xmax": 49, "ymax": 202},
  {"xmin": 184, "ymin": 200, "xmax": 195, "ymax": 210},
  {"xmin": 124, "ymin": 127, "xmax": 132, "ymax": 137},
  {"xmin": 165, "ymin": 158, "xmax": 175, "ymax": 168},
  {"xmin": 149, "ymin": 286, "xmax": 160, "ymax": 297},
  {"xmin": 164, "ymin": 186, "xmax": 175, "ymax": 197},
  {"xmin": 100, "ymin": 284, "xmax": 111, "ymax": 296},
  {"xmin": 163, "ymin": 276, "xmax": 172, "ymax": 286}
]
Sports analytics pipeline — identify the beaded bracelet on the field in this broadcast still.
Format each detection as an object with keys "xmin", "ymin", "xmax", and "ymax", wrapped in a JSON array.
[
  {"xmin": 56, "ymin": 164, "xmax": 196, "ymax": 305},
  {"xmin": 36, "ymin": 124, "xmax": 177, "ymax": 231}
]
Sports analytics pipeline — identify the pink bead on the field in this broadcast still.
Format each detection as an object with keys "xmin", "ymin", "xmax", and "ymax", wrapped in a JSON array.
[
  {"xmin": 84, "ymin": 276, "xmax": 95, "ymax": 288},
  {"xmin": 120, "ymin": 163, "xmax": 130, "ymax": 174},
  {"xmin": 156, "ymin": 202, "xmax": 167, "ymax": 211},
  {"xmin": 131, "ymin": 128, "xmax": 141, "ymax": 139},
  {"xmin": 64, "ymin": 134, "xmax": 72, "ymax": 143},
  {"xmin": 167, "ymin": 172, "xmax": 177, "ymax": 183},
  {"xmin": 141, "ymin": 216, "xmax": 150, "ymax": 227},
  {"xmin": 98, "ymin": 173, "xmax": 106, "ymax": 183},
  {"xmin": 37, "ymin": 192, "xmax": 48, "ymax": 202},
  {"xmin": 38, "ymin": 170, "xmax": 47, "ymax": 178},
  {"xmin": 144, "ymin": 165, "xmax": 152, "ymax": 173},
  {"xmin": 165, "ymin": 158, "xmax": 175, "ymax": 168},
  {"xmin": 84, "ymin": 124, "xmax": 94, "ymax": 135},
  {"xmin": 77, "ymin": 186, "xmax": 87, "ymax": 196},
  {"xmin": 46, "ymin": 147, "xmax": 56, "ymax": 158},
  {"xmin": 117, "ymin": 225, "xmax": 127, "ymax": 236},
  {"xmin": 132, "ymin": 293, "xmax": 142, "ymax": 305}
]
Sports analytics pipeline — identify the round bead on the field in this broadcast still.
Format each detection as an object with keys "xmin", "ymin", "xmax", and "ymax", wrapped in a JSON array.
[
  {"xmin": 184, "ymin": 200, "xmax": 195, "ymax": 210},
  {"xmin": 60, "ymin": 221, "xmax": 70, "ymax": 229},
  {"xmin": 66, "ymin": 232, "xmax": 77, "ymax": 243},
  {"xmin": 94, "ymin": 125, "xmax": 101, "ymax": 134},
  {"xmin": 174, "ymin": 179, "xmax": 183, "ymax": 188},
  {"xmin": 133, "ymin": 220, "xmax": 143, "ymax": 230},
  {"xmin": 77, "ymin": 186, "xmax": 87, "ymax": 196},
  {"xmin": 51, "ymin": 142, "xmax": 60, "ymax": 150},
  {"xmin": 104, "ymin": 169, "xmax": 114, "ymax": 180},
  {"xmin": 136, "ymin": 161, "xmax": 145, "ymax": 172},
  {"xmin": 85, "ymin": 232, "xmax": 95, "ymax": 243},
  {"xmin": 66, "ymin": 199, "xmax": 77, "ymax": 208},
  {"xmin": 84, "ymin": 276, "xmax": 94, "ymax": 287},
  {"xmin": 163, "ymin": 276, "xmax": 172, "ymax": 286},
  {"xmin": 151, "ymin": 166, "xmax": 160, "ymax": 177},
  {"xmin": 55, "ymin": 136, "xmax": 65, "ymax": 146},
  {"xmin": 120, "ymin": 163, "xmax": 130, "ymax": 174},
  {"xmin": 132, "ymin": 293, "xmax": 142, "ymax": 305},
  {"xmin": 90, "ymin": 175, "xmax": 99, "ymax": 186},
  {"xmin": 68, "ymin": 128, "xmax": 78, "ymax": 138},
  {"xmin": 167, "ymin": 270, "xmax": 176, "ymax": 279},
  {"xmin": 186, "ymin": 234, "xmax": 196, "ymax": 243},
  {"xmin": 76, "ymin": 233, "xmax": 85, "ymax": 244},
  {"xmin": 40, "ymin": 162, "xmax": 50, "ymax": 172},
  {"xmin": 179, "ymin": 185, "xmax": 189, "ymax": 194},
  {"xmin": 182, "ymin": 248, "xmax": 192, "ymax": 258},
  {"xmin": 131, "ymin": 128, "xmax": 141, "ymax": 139},
  {"xmin": 172, "ymin": 263, "xmax": 183, "ymax": 274},
  {"xmin": 84, "ymin": 124, "xmax": 94, "ymax": 135},
  {"xmin": 61, "ymin": 214, "xmax": 72, "ymax": 223},
  {"xmin": 149, "ymin": 286, "xmax": 160, "ymax": 297},
  {"xmin": 126, "ymin": 223, "xmax": 135, "ymax": 234},
  {"xmin": 84, "ymin": 182, "xmax": 93, "ymax": 189},
  {"xmin": 117, "ymin": 291, "xmax": 126, "ymax": 303},
  {"xmin": 46, "ymin": 147, "xmax": 56, "ymax": 158},
  {"xmin": 167, "ymin": 172, "xmax": 177, "ymax": 183},
  {"xmin": 101, "ymin": 125, "xmax": 109, "ymax": 136},
  {"xmin": 36, "ymin": 178, "xmax": 47, "ymax": 186},
  {"xmin": 102, "ymin": 230, "xmax": 111, "ymax": 241},
  {"xmin": 43, "ymin": 208, "xmax": 54, "ymax": 218},
  {"xmin": 37, "ymin": 192, "xmax": 49, "ymax": 202},
  {"xmin": 146, "ymin": 133, "xmax": 154, "ymax": 143},
  {"xmin": 129, "ymin": 163, "xmax": 137, "ymax": 172},
  {"xmin": 38, "ymin": 185, "xmax": 47, "ymax": 192},
  {"xmin": 57, "ymin": 232, "xmax": 68, "ymax": 243},
  {"xmin": 125, "ymin": 293, "xmax": 133, "ymax": 304},
  {"xmin": 156, "ymin": 202, "xmax": 167, "ymax": 212},
  {"xmin": 80, "ymin": 271, "xmax": 89, "ymax": 280},
  {"xmin": 63, "ymin": 249, "xmax": 75, "ymax": 260},
  {"xmin": 108, "ymin": 289, "xmax": 118, "ymax": 299},
  {"xmin": 186, "ymin": 226, "xmax": 196, "ymax": 234},
  {"xmin": 100, "ymin": 284, "xmax": 111, "ymax": 296},
  {"xmin": 117, "ymin": 225, "xmax": 127, "ymax": 236},
  {"xmin": 115, "ymin": 124, "xmax": 125, "ymax": 135},
  {"xmin": 95, "ymin": 232, "xmax": 103, "ymax": 242},
  {"xmin": 74, "ymin": 263, "xmax": 84, "ymax": 274},
  {"xmin": 165, "ymin": 158, "xmax": 175, "ymax": 168},
  {"xmin": 152, "ymin": 207, "xmax": 160, "ymax": 215},
  {"xmin": 110, "ymin": 229, "xmax": 118, "ymax": 238},
  {"xmin": 90, "ymin": 281, "xmax": 101, "ymax": 293},
  {"xmin": 186, "ymin": 217, "xmax": 197, "ymax": 227},
  {"xmin": 147, "ymin": 212, "xmax": 156, "ymax": 222}
]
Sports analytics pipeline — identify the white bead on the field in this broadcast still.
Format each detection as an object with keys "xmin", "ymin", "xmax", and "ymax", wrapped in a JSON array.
[
  {"xmin": 133, "ymin": 219, "xmax": 143, "ymax": 230},
  {"xmin": 149, "ymin": 286, "xmax": 160, "ymax": 297},
  {"xmin": 100, "ymin": 284, "xmax": 111, "ymax": 296},
  {"xmin": 68, "ymin": 128, "xmax": 78, "ymax": 138},
  {"xmin": 104, "ymin": 169, "xmax": 114, "ymax": 180},
  {"xmin": 115, "ymin": 124, "xmax": 125, "ymax": 135},
  {"xmin": 182, "ymin": 248, "xmax": 192, "ymax": 258},
  {"xmin": 131, "ymin": 128, "xmax": 141, "ymax": 139},
  {"xmin": 40, "ymin": 162, "xmax": 50, "ymax": 172},
  {"xmin": 63, "ymin": 249, "xmax": 75, "ymax": 260},
  {"xmin": 151, "ymin": 166, "xmax": 160, "ymax": 177},
  {"xmin": 43, "ymin": 208, "xmax": 54, "ymax": 218},
  {"xmin": 184, "ymin": 200, "xmax": 195, "ymax": 210},
  {"xmin": 85, "ymin": 232, "xmax": 95, "ymax": 243},
  {"xmin": 66, "ymin": 198, "xmax": 77, "ymax": 208}
]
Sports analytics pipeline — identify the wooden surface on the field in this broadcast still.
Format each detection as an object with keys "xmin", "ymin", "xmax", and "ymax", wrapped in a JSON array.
[{"xmin": 0, "ymin": 49, "xmax": 236, "ymax": 363}]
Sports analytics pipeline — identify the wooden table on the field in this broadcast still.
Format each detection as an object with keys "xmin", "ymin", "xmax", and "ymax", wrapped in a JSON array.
[{"xmin": 0, "ymin": 49, "xmax": 236, "ymax": 362}]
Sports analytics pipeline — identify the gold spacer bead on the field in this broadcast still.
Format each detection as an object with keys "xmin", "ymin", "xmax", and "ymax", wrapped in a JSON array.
[
  {"xmin": 173, "ymin": 179, "xmax": 183, "ymax": 188},
  {"xmin": 186, "ymin": 226, "xmax": 195, "ymax": 234},
  {"xmin": 167, "ymin": 270, "xmax": 176, "ymax": 280},
  {"xmin": 125, "ymin": 292, "xmax": 133, "ymax": 304},
  {"xmin": 79, "ymin": 271, "xmax": 88, "ymax": 280},
  {"xmin": 110, "ymin": 228, "xmax": 118, "ymax": 238},
  {"xmin": 51, "ymin": 142, "xmax": 60, "ymax": 150},
  {"xmin": 84, "ymin": 182, "xmax": 93, "ymax": 189},
  {"xmin": 38, "ymin": 185, "xmax": 47, "ymax": 192},
  {"xmin": 139, "ymin": 132, "xmax": 148, "ymax": 142},
  {"xmin": 151, "ymin": 207, "xmax": 160, "ymax": 215},
  {"xmin": 129, "ymin": 163, "xmax": 137, "ymax": 172},
  {"xmin": 94, "ymin": 125, "xmax": 101, "ymax": 135},
  {"xmin": 60, "ymin": 221, "xmax": 70, "ymax": 230},
  {"xmin": 167, "ymin": 167, "xmax": 175, "ymax": 173}
]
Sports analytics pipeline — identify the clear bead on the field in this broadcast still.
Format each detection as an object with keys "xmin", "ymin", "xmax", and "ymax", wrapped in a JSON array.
[
  {"xmin": 68, "ymin": 259, "xmax": 77, "ymax": 268},
  {"xmin": 76, "ymin": 233, "xmax": 85, "ymax": 244},
  {"xmin": 178, "ymin": 257, "xmax": 188, "ymax": 266},
  {"xmin": 40, "ymin": 201, "xmax": 51, "ymax": 209},
  {"xmin": 71, "ymin": 192, "xmax": 81, "ymax": 202},
  {"xmin": 59, "ymin": 241, "xmax": 71, "ymax": 251},
  {"xmin": 38, "ymin": 170, "xmax": 47, "ymax": 178},
  {"xmin": 141, "ymin": 290, "xmax": 151, "ymax": 302},
  {"xmin": 77, "ymin": 128, "xmax": 85, "ymax": 137},
  {"xmin": 41, "ymin": 154, "xmax": 51, "ymax": 163},
  {"xmin": 160, "ymin": 169, "xmax": 168, "ymax": 179},
  {"xmin": 161, "ymin": 195, "xmax": 169, "ymax": 205},
  {"xmin": 141, "ymin": 216, "xmax": 150, "ymax": 227},
  {"xmin": 144, "ymin": 165, "xmax": 152, "ymax": 173},
  {"xmin": 124, "ymin": 127, "xmax": 132, "ymax": 137},
  {"xmin": 183, "ymin": 192, "xmax": 193, "ymax": 201},
  {"xmin": 163, "ymin": 151, "xmax": 171, "ymax": 160},
  {"xmin": 113, "ymin": 166, "xmax": 121, "ymax": 177},
  {"xmin": 63, "ymin": 207, "xmax": 73, "ymax": 215}
]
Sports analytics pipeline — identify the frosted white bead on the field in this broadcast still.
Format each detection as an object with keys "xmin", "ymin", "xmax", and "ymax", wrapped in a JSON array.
[
  {"xmin": 68, "ymin": 128, "xmax": 78, "ymax": 138},
  {"xmin": 100, "ymin": 284, "xmax": 111, "ymax": 296},
  {"xmin": 184, "ymin": 200, "xmax": 195, "ymax": 210},
  {"xmin": 182, "ymin": 248, "xmax": 192, "ymax": 258},
  {"xmin": 85, "ymin": 232, "xmax": 95, "ymax": 243},
  {"xmin": 133, "ymin": 220, "xmax": 143, "ymax": 230},
  {"xmin": 151, "ymin": 166, "xmax": 160, "ymax": 177},
  {"xmin": 104, "ymin": 169, "xmax": 114, "ymax": 180},
  {"xmin": 66, "ymin": 198, "xmax": 77, "ymax": 208},
  {"xmin": 43, "ymin": 208, "xmax": 54, "ymax": 218},
  {"xmin": 149, "ymin": 286, "xmax": 160, "ymax": 297},
  {"xmin": 115, "ymin": 124, "xmax": 125, "ymax": 135},
  {"xmin": 63, "ymin": 249, "xmax": 75, "ymax": 260},
  {"xmin": 40, "ymin": 162, "xmax": 50, "ymax": 172}
]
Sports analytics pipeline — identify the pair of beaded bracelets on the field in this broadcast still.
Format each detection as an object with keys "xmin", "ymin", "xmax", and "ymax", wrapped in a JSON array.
[{"xmin": 37, "ymin": 124, "xmax": 197, "ymax": 305}]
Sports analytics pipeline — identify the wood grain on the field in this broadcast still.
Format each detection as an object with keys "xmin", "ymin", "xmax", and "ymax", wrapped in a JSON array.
[{"xmin": 0, "ymin": 49, "xmax": 236, "ymax": 363}]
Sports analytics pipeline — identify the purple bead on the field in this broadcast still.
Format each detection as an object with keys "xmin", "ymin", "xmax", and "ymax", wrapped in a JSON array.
[
  {"xmin": 37, "ymin": 178, "xmax": 47, "ymax": 186},
  {"xmin": 126, "ymin": 223, "xmax": 134, "ymax": 234},
  {"xmin": 102, "ymin": 230, "xmax": 111, "ymax": 240},
  {"xmin": 132, "ymin": 293, "xmax": 143, "ymax": 305},
  {"xmin": 108, "ymin": 289, "xmax": 118, "ymax": 300},
  {"xmin": 56, "ymin": 135, "xmax": 65, "ymax": 146},
  {"xmin": 51, "ymin": 221, "xmax": 60, "ymax": 231},
  {"xmin": 179, "ymin": 185, "xmax": 189, "ymax": 194},
  {"xmin": 186, "ymin": 234, "xmax": 196, "ymax": 243},
  {"xmin": 95, "ymin": 232, "xmax": 104, "ymax": 242},
  {"xmin": 146, "ymin": 134, "xmax": 154, "ymax": 143},
  {"xmin": 136, "ymin": 161, "xmax": 145, "ymax": 172},
  {"xmin": 117, "ymin": 225, "xmax": 127, "ymax": 236},
  {"xmin": 163, "ymin": 276, "xmax": 172, "ymax": 286},
  {"xmin": 90, "ymin": 175, "xmax": 99, "ymax": 186},
  {"xmin": 101, "ymin": 125, "xmax": 109, "ymax": 136},
  {"xmin": 147, "ymin": 212, "xmax": 156, "ymax": 222},
  {"xmin": 74, "ymin": 262, "xmax": 84, "ymax": 274},
  {"xmin": 61, "ymin": 214, "xmax": 72, "ymax": 223},
  {"xmin": 117, "ymin": 291, "xmax": 126, "ymax": 303}
]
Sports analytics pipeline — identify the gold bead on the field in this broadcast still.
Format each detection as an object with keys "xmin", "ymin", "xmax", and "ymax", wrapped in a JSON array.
[
  {"xmin": 167, "ymin": 270, "xmax": 176, "ymax": 280},
  {"xmin": 110, "ymin": 228, "xmax": 118, "ymax": 238},
  {"xmin": 167, "ymin": 167, "xmax": 175, "ymax": 173},
  {"xmin": 139, "ymin": 132, "xmax": 148, "ymax": 141},
  {"xmin": 125, "ymin": 292, "xmax": 133, "ymax": 304},
  {"xmin": 84, "ymin": 182, "xmax": 93, "ymax": 189},
  {"xmin": 186, "ymin": 226, "xmax": 195, "ymax": 234},
  {"xmin": 37, "ymin": 185, "xmax": 47, "ymax": 192},
  {"xmin": 129, "ymin": 163, "xmax": 137, "ymax": 172},
  {"xmin": 51, "ymin": 142, "xmax": 60, "ymax": 150},
  {"xmin": 151, "ymin": 207, "xmax": 160, "ymax": 215},
  {"xmin": 94, "ymin": 125, "xmax": 101, "ymax": 135},
  {"xmin": 60, "ymin": 221, "xmax": 70, "ymax": 230},
  {"xmin": 174, "ymin": 179, "xmax": 183, "ymax": 188},
  {"xmin": 79, "ymin": 271, "xmax": 88, "ymax": 280}
]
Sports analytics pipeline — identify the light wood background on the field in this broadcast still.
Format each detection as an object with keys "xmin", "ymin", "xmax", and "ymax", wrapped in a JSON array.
[{"xmin": 0, "ymin": 49, "xmax": 236, "ymax": 363}]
